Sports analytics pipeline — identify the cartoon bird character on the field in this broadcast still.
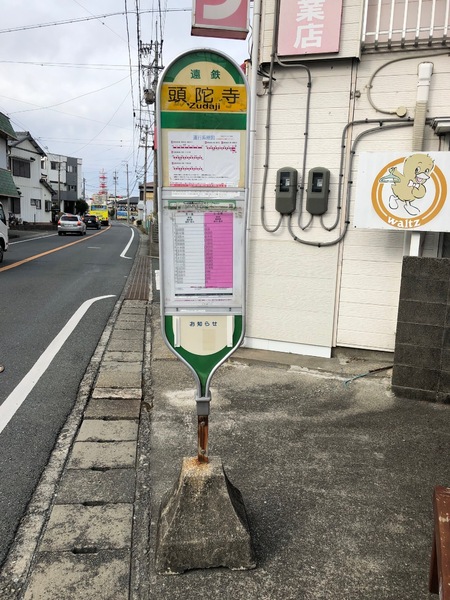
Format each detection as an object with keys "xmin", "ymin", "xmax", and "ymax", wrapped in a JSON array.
[{"xmin": 379, "ymin": 153, "xmax": 434, "ymax": 215}]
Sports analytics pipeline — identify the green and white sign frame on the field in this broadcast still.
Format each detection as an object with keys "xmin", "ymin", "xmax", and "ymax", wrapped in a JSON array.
[{"xmin": 157, "ymin": 49, "xmax": 249, "ymax": 407}]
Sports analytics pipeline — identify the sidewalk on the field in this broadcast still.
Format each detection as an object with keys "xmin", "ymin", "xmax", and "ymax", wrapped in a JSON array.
[
  {"xmin": 1, "ymin": 229, "xmax": 449, "ymax": 599},
  {"xmin": 8, "ymin": 228, "xmax": 57, "ymax": 241}
]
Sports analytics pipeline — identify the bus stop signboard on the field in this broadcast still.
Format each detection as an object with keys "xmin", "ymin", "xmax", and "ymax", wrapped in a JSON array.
[{"xmin": 156, "ymin": 49, "xmax": 249, "ymax": 460}]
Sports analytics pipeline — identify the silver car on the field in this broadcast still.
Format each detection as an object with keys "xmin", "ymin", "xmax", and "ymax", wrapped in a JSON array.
[{"xmin": 58, "ymin": 214, "xmax": 87, "ymax": 236}]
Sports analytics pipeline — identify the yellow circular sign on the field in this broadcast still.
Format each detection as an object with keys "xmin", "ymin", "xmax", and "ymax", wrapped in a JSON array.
[{"xmin": 371, "ymin": 155, "xmax": 447, "ymax": 229}]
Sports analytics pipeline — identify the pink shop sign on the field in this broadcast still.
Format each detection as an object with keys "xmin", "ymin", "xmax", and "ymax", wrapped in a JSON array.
[
  {"xmin": 192, "ymin": 0, "xmax": 249, "ymax": 40},
  {"xmin": 278, "ymin": 0, "xmax": 343, "ymax": 56}
]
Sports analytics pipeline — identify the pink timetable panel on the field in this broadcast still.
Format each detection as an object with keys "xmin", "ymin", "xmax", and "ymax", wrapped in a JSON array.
[
  {"xmin": 204, "ymin": 212, "xmax": 233, "ymax": 288},
  {"xmin": 173, "ymin": 211, "xmax": 233, "ymax": 294}
]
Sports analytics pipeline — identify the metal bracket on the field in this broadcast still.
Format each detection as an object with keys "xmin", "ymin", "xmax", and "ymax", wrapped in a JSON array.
[{"xmin": 196, "ymin": 394, "xmax": 211, "ymax": 416}]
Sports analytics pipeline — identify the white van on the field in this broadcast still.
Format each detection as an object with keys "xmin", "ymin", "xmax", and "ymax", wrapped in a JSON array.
[{"xmin": 0, "ymin": 202, "xmax": 9, "ymax": 263}]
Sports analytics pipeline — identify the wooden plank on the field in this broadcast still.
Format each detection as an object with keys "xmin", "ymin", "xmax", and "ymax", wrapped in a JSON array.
[{"xmin": 429, "ymin": 486, "xmax": 450, "ymax": 597}]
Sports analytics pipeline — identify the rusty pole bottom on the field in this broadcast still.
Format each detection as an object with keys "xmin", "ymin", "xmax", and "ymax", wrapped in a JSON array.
[{"xmin": 197, "ymin": 416, "xmax": 209, "ymax": 463}]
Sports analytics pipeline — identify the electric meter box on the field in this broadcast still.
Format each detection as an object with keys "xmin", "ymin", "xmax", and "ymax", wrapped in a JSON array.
[
  {"xmin": 306, "ymin": 167, "xmax": 330, "ymax": 215},
  {"xmin": 275, "ymin": 167, "xmax": 298, "ymax": 215}
]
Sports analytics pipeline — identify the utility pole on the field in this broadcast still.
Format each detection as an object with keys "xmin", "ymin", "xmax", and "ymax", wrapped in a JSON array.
[
  {"xmin": 125, "ymin": 163, "xmax": 130, "ymax": 224},
  {"xmin": 113, "ymin": 171, "xmax": 118, "ymax": 219},
  {"xmin": 143, "ymin": 125, "xmax": 149, "ymax": 221},
  {"xmin": 57, "ymin": 161, "xmax": 61, "ymax": 216},
  {"xmin": 140, "ymin": 38, "xmax": 163, "ymax": 218},
  {"xmin": 57, "ymin": 157, "xmax": 65, "ymax": 215},
  {"xmin": 153, "ymin": 133, "xmax": 158, "ymax": 217}
]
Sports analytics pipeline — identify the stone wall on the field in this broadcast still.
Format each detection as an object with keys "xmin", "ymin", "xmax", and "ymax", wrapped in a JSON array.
[{"xmin": 392, "ymin": 257, "xmax": 450, "ymax": 403}]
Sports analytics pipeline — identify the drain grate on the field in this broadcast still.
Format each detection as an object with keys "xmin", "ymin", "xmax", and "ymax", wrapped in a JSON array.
[{"xmin": 125, "ymin": 256, "xmax": 150, "ymax": 300}]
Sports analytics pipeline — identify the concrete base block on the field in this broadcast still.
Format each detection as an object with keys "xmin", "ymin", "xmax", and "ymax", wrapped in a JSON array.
[{"xmin": 155, "ymin": 456, "xmax": 256, "ymax": 574}]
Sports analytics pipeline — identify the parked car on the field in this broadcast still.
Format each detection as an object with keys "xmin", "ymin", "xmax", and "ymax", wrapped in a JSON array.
[
  {"xmin": 57, "ymin": 214, "xmax": 87, "ymax": 236},
  {"xmin": 82, "ymin": 214, "xmax": 101, "ymax": 229}
]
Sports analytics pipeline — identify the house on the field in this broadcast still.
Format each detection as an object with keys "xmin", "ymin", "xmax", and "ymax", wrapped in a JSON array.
[
  {"xmin": 7, "ymin": 133, "xmax": 83, "ymax": 225},
  {"xmin": 9, "ymin": 132, "xmax": 55, "ymax": 224},
  {"xmin": 0, "ymin": 113, "xmax": 20, "ymax": 217},
  {"xmin": 242, "ymin": 0, "xmax": 450, "ymax": 400},
  {"xmin": 45, "ymin": 153, "xmax": 83, "ymax": 219},
  {"xmin": 116, "ymin": 196, "xmax": 139, "ymax": 220}
]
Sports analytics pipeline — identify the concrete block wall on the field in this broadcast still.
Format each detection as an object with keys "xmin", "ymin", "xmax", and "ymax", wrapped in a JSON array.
[{"xmin": 392, "ymin": 257, "xmax": 450, "ymax": 403}]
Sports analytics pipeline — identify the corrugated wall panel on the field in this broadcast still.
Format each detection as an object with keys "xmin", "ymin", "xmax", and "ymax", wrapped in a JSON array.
[
  {"xmin": 246, "ymin": 240, "xmax": 338, "ymax": 349},
  {"xmin": 250, "ymin": 1, "xmax": 450, "ymax": 356},
  {"xmin": 335, "ymin": 50, "xmax": 450, "ymax": 351}
]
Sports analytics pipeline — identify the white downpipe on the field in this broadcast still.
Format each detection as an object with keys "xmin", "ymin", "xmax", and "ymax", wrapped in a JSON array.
[
  {"xmin": 412, "ymin": 61, "xmax": 433, "ymax": 152},
  {"xmin": 407, "ymin": 61, "xmax": 433, "ymax": 257}
]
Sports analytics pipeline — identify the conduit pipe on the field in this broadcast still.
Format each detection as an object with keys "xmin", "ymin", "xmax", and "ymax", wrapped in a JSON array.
[
  {"xmin": 408, "ymin": 61, "xmax": 433, "ymax": 257},
  {"xmin": 247, "ymin": 0, "xmax": 262, "ymax": 233}
]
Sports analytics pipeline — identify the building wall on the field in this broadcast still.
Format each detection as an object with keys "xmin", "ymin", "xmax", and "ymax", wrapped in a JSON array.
[
  {"xmin": 10, "ymin": 139, "xmax": 51, "ymax": 223},
  {"xmin": 247, "ymin": 59, "xmax": 354, "ymax": 357},
  {"xmin": 46, "ymin": 153, "xmax": 67, "ymax": 213},
  {"xmin": 337, "ymin": 51, "xmax": 450, "ymax": 351},
  {"xmin": 247, "ymin": 0, "xmax": 450, "ymax": 357}
]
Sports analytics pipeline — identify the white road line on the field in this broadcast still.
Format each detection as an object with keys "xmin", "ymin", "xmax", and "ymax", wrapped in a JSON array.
[
  {"xmin": 0, "ymin": 294, "xmax": 115, "ymax": 435},
  {"xmin": 10, "ymin": 234, "xmax": 57, "ymax": 245},
  {"xmin": 120, "ymin": 227, "xmax": 134, "ymax": 259}
]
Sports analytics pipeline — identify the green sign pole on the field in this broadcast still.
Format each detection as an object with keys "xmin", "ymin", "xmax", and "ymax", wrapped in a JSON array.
[{"xmin": 156, "ymin": 49, "xmax": 249, "ymax": 461}]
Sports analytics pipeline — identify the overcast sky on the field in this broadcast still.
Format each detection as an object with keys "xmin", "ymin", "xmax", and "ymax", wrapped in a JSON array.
[{"xmin": 0, "ymin": 1, "xmax": 250, "ymax": 199}]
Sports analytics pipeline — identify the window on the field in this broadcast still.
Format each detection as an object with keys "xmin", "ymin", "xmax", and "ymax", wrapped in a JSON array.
[
  {"xmin": 66, "ymin": 165, "xmax": 74, "ymax": 173},
  {"xmin": 12, "ymin": 159, "xmax": 30, "ymax": 178},
  {"xmin": 51, "ymin": 161, "xmax": 66, "ymax": 172},
  {"xmin": 30, "ymin": 198, "xmax": 36, "ymax": 206},
  {"xmin": 12, "ymin": 198, "xmax": 20, "ymax": 213},
  {"xmin": 35, "ymin": 199, "xmax": 41, "ymax": 209}
]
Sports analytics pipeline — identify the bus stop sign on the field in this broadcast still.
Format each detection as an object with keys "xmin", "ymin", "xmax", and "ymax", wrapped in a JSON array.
[{"xmin": 156, "ymin": 49, "xmax": 249, "ymax": 444}]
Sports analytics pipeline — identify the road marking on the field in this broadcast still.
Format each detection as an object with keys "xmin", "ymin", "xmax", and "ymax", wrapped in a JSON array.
[
  {"xmin": 0, "ymin": 295, "xmax": 115, "ymax": 435},
  {"xmin": 0, "ymin": 226, "xmax": 110, "ymax": 273},
  {"xmin": 120, "ymin": 227, "xmax": 135, "ymax": 259},
  {"xmin": 10, "ymin": 234, "xmax": 58, "ymax": 245}
]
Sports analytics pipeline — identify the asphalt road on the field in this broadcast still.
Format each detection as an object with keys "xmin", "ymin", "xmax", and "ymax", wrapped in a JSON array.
[{"xmin": 0, "ymin": 222, "xmax": 139, "ymax": 566}]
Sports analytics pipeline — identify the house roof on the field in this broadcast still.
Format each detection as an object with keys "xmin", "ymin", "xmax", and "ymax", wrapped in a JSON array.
[
  {"xmin": 0, "ymin": 113, "xmax": 17, "ymax": 140},
  {"xmin": 0, "ymin": 168, "xmax": 20, "ymax": 198},
  {"xmin": 40, "ymin": 177, "xmax": 57, "ymax": 195},
  {"xmin": 10, "ymin": 131, "xmax": 46, "ymax": 155}
]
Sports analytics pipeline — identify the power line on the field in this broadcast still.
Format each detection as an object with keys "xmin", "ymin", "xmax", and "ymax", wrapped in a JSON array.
[
  {"xmin": 0, "ymin": 60, "xmax": 138, "ymax": 70},
  {"xmin": 0, "ymin": 8, "xmax": 191, "ymax": 34},
  {"xmin": 10, "ymin": 74, "xmax": 132, "ymax": 114},
  {"xmin": 70, "ymin": 0, "xmax": 131, "ymax": 45},
  {"xmin": 1, "ymin": 93, "xmax": 133, "ymax": 129},
  {"xmin": 124, "ymin": 0, "xmax": 136, "ymax": 122}
]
